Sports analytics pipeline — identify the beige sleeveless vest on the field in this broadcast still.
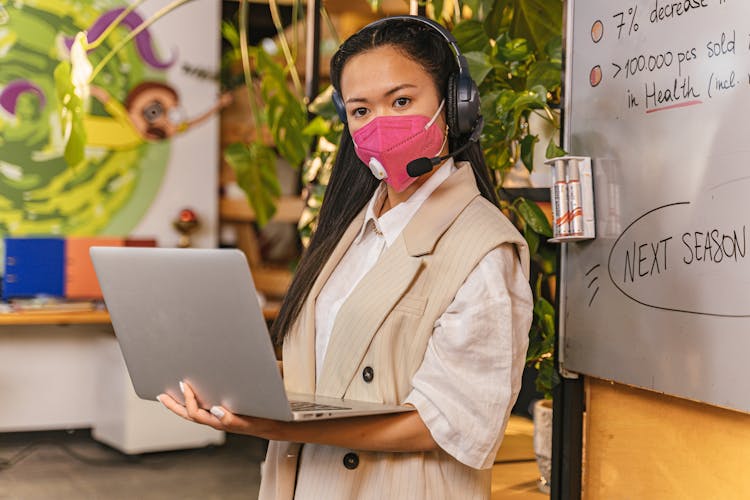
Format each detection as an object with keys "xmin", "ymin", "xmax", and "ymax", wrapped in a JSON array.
[{"xmin": 259, "ymin": 163, "xmax": 529, "ymax": 500}]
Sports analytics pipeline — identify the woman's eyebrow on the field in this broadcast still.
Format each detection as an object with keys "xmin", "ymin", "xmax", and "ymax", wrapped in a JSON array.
[
  {"xmin": 383, "ymin": 83, "xmax": 417, "ymax": 97},
  {"xmin": 345, "ymin": 96, "xmax": 369, "ymax": 105},
  {"xmin": 345, "ymin": 83, "xmax": 418, "ymax": 105}
]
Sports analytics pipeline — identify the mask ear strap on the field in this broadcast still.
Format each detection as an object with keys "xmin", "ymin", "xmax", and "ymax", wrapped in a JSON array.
[
  {"xmin": 425, "ymin": 99, "xmax": 446, "ymax": 129},
  {"xmin": 434, "ymin": 125, "xmax": 449, "ymax": 156}
]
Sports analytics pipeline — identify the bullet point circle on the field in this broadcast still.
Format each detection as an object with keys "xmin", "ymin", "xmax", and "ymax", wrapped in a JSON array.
[
  {"xmin": 590, "ymin": 65, "xmax": 602, "ymax": 87},
  {"xmin": 591, "ymin": 20, "xmax": 604, "ymax": 43}
]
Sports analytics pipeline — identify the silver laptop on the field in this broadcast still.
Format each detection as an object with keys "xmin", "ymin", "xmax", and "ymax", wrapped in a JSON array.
[{"xmin": 90, "ymin": 247, "xmax": 412, "ymax": 421}]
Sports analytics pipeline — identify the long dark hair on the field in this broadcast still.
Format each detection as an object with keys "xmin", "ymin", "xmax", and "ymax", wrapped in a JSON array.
[{"xmin": 270, "ymin": 18, "xmax": 499, "ymax": 344}]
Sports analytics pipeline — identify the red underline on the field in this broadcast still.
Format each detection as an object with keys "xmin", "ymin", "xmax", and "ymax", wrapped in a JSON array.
[{"xmin": 645, "ymin": 100, "xmax": 703, "ymax": 114}]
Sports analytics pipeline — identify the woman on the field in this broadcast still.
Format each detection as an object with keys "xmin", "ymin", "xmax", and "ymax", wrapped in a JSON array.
[{"xmin": 159, "ymin": 16, "xmax": 533, "ymax": 499}]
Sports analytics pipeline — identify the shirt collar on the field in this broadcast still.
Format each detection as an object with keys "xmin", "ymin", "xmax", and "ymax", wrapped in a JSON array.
[{"xmin": 354, "ymin": 157, "xmax": 457, "ymax": 247}]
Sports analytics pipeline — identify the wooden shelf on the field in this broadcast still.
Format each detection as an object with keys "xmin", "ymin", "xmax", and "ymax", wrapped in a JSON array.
[
  {"xmin": 0, "ymin": 302, "xmax": 282, "ymax": 326},
  {"xmin": 0, "ymin": 310, "xmax": 112, "ymax": 326},
  {"xmin": 220, "ymin": 195, "xmax": 301, "ymax": 300},
  {"xmin": 220, "ymin": 195, "xmax": 305, "ymax": 224},
  {"xmin": 253, "ymin": 268, "xmax": 294, "ymax": 299}
]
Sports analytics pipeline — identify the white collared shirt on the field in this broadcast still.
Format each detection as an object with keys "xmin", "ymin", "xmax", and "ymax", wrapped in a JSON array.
[
  {"xmin": 315, "ymin": 159, "xmax": 455, "ymax": 369},
  {"xmin": 314, "ymin": 159, "xmax": 532, "ymax": 470}
]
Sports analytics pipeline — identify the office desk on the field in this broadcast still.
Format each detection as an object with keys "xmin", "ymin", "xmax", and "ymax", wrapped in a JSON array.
[
  {"xmin": 0, "ymin": 310, "xmax": 259, "ymax": 454},
  {"xmin": 0, "ymin": 302, "xmax": 281, "ymax": 326}
]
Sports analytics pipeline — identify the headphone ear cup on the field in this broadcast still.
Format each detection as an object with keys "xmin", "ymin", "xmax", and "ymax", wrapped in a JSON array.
[
  {"xmin": 454, "ymin": 75, "xmax": 480, "ymax": 136},
  {"xmin": 446, "ymin": 74, "xmax": 460, "ymax": 139},
  {"xmin": 332, "ymin": 89, "xmax": 348, "ymax": 124}
]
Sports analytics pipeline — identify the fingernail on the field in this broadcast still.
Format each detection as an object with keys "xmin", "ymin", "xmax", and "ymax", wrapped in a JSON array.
[
  {"xmin": 210, "ymin": 406, "xmax": 225, "ymax": 419},
  {"xmin": 179, "ymin": 381, "xmax": 185, "ymax": 394},
  {"xmin": 156, "ymin": 395, "xmax": 163, "ymax": 404}
]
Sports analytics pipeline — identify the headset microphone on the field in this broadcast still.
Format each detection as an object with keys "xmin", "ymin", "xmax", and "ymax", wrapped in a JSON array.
[{"xmin": 406, "ymin": 116, "xmax": 484, "ymax": 178}]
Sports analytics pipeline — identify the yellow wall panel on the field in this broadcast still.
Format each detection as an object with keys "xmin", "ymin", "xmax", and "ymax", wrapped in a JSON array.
[{"xmin": 584, "ymin": 378, "xmax": 750, "ymax": 499}]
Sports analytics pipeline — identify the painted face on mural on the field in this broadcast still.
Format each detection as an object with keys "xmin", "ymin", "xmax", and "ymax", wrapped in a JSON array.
[{"xmin": 126, "ymin": 84, "xmax": 182, "ymax": 141}]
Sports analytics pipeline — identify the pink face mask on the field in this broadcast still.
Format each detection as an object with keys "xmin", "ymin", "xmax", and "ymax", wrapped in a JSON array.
[{"xmin": 351, "ymin": 100, "xmax": 446, "ymax": 192}]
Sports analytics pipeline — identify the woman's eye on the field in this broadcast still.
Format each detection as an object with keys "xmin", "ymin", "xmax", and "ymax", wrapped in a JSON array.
[
  {"xmin": 351, "ymin": 107, "xmax": 368, "ymax": 118},
  {"xmin": 394, "ymin": 97, "xmax": 410, "ymax": 108}
]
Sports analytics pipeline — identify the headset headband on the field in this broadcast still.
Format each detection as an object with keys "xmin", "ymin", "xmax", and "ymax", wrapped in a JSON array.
[{"xmin": 358, "ymin": 15, "xmax": 472, "ymax": 81}]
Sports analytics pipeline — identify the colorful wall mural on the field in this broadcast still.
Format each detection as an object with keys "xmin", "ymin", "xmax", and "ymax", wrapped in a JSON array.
[{"xmin": 0, "ymin": 0, "xmax": 220, "ymax": 248}]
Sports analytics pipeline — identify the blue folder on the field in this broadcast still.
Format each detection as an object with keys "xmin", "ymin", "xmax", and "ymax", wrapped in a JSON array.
[{"xmin": 2, "ymin": 237, "xmax": 65, "ymax": 301}]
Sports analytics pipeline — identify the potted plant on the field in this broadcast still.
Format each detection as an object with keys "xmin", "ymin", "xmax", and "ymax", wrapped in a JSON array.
[
  {"xmin": 443, "ymin": 2, "xmax": 564, "ymax": 493},
  {"xmin": 219, "ymin": 11, "xmax": 310, "ymax": 227}
]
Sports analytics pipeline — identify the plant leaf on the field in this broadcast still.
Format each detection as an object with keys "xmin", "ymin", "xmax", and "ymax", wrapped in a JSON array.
[
  {"xmin": 464, "ymin": 51, "xmax": 493, "ymax": 86},
  {"xmin": 303, "ymin": 115, "xmax": 330, "ymax": 136},
  {"xmin": 517, "ymin": 197, "xmax": 553, "ymax": 236},
  {"xmin": 546, "ymin": 36, "xmax": 563, "ymax": 65},
  {"xmin": 430, "ymin": 0, "xmax": 445, "ymax": 22},
  {"xmin": 509, "ymin": 90, "xmax": 546, "ymax": 138},
  {"xmin": 511, "ymin": 0, "xmax": 563, "ymax": 54},
  {"xmin": 534, "ymin": 296, "xmax": 555, "ymax": 319},
  {"xmin": 54, "ymin": 61, "xmax": 86, "ymax": 167},
  {"xmin": 534, "ymin": 245, "xmax": 557, "ymax": 274},
  {"xmin": 527, "ymin": 60, "xmax": 562, "ymax": 91},
  {"xmin": 536, "ymin": 358, "xmax": 556, "ymax": 398},
  {"xmin": 545, "ymin": 137, "xmax": 567, "ymax": 159},
  {"xmin": 498, "ymin": 36, "xmax": 531, "ymax": 62},
  {"xmin": 542, "ymin": 312, "xmax": 555, "ymax": 337},
  {"xmin": 255, "ymin": 49, "xmax": 308, "ymax": 167},
  {"xmin": 463, "ymin": 0, "xmax": 481, "ymax": 17},
  {"xmin": 452, "ymin": 20, "xmax": 490, "ymax": 53},
  {"xmin": 309, "ymin": 85, "xmax": 339, "ymax": 121},
  {"xmin": 519, "ymin": 133, "xmax": 538, "ymax": 172},
  {"xmin": 64, "ymin": 110, "xmax": 86, "ymax": 167},
  {"xmin": 524, "ymin": 223, "xmax": 540, "ymax": 255},
  {"xmin": 221, "ymin": 21, "xmax": 240, "ymax": 51},
  {"xmin": 224, "ymin": 141, "xmax": 280, "ymax": 227},
  {"xmin": 483, "ymin": 0, "xmax": 511, "ymax": 39},
  {"xmin": 479, "ymin": 90, "xmax": 500, "ymax": 124}
]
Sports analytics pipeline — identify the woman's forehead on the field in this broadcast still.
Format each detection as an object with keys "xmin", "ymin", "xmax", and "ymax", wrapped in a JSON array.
[{"xmin": 339, "ymin": 45, "xmax": 435, "ymax": 100}]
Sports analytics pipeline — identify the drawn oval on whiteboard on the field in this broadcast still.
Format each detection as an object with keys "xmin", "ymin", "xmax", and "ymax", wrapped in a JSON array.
[{"xmin": 607, "ymin": 198, "xmax": 750, "ymax": 317}]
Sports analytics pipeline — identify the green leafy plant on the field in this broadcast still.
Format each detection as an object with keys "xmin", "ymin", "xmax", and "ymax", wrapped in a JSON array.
[
  {"xmin": 220, "ymin": 9, "xmax": 310, "ymax": 226},
  {"xmin": 53, "ymin": 60, "xmax": 86, "ymax": 167},
  {"xmin": 438, "ymin": 1, "xmax": 563, "ymax": 400},
  {"xmin": 449, "ymin": 1, "xmax": 562, "ymax": 177},
  {"xmin": 298, "ymin": 87, "xmax": 343, "ymax": 244},
  {"xmin": 501, "ymin": 191, "xmax": 557, "ymax": 399}
]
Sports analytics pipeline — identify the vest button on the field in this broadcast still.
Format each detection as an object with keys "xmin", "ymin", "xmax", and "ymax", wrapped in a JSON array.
[
  {"xmin": 343, "ymin": 452, "xmax": 359, "ymax": 470},
  {"xmin": 362, "ymin": 366, "xmax": 374, "ymax": 383}
]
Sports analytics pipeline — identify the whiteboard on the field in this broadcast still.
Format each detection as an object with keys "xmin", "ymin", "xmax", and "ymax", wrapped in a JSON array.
[{"xmin": 561, "ymin": 0, "xmax": 750, "ymax": 412}]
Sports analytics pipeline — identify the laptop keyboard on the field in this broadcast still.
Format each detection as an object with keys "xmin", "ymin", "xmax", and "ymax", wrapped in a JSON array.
[{"xmin": 289, "ymin": 401, "xmax": 352, "ymax": 412}]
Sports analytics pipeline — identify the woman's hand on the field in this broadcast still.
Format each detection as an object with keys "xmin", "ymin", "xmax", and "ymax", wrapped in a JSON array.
[
  {"xmin": 158, "ymin": 381, "xmax": 438, "ymax": 453},
  {"xmin": 157, "ymin": 381, "xmax": 281, "ymax": 438}
]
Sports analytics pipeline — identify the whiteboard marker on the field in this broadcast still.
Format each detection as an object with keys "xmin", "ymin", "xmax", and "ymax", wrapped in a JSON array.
[
  {"xmin": 567, "ymin": 160, "xmax": 584, "ymax": 236},
  {"xmin": 552, "ymin": 159, "xmax": 570, "ymax": 237}
]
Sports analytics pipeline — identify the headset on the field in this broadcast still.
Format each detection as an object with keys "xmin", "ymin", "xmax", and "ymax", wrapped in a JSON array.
[{"xmin": 331, "ymin": 15, "xmax": 481, "ymax": 140}]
